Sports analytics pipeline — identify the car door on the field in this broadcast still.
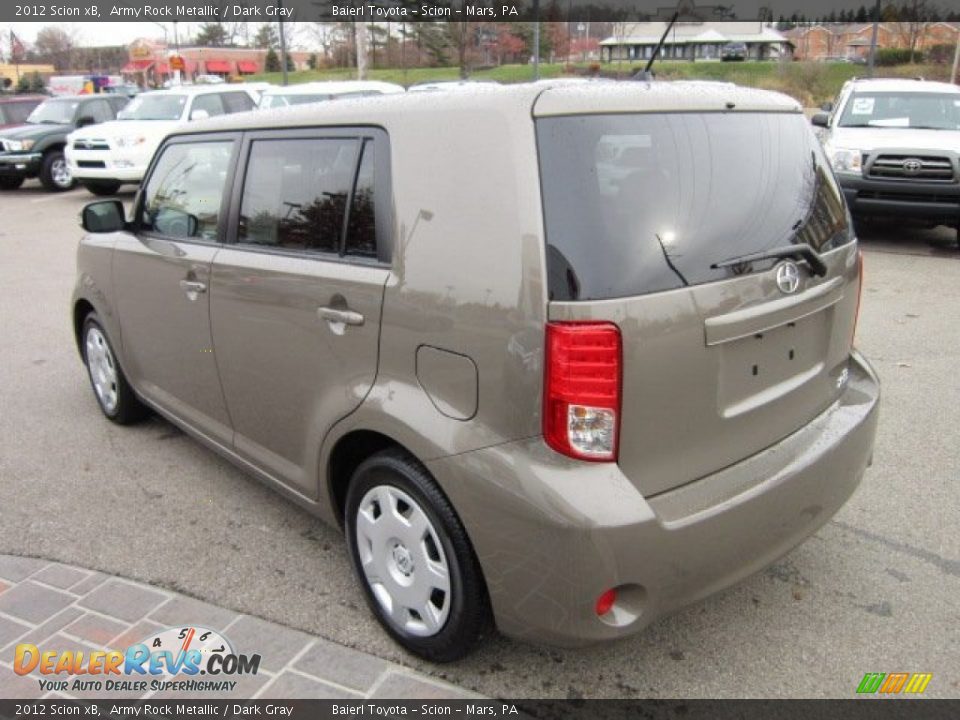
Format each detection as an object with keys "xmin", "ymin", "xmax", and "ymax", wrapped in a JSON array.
[
  {"xmin": 112, "ymin": 133, "xmax": 240, "ymax": 446},
  {"xmin": 209, "ymin": 129, "xmax": 391, "ymax": 496}
]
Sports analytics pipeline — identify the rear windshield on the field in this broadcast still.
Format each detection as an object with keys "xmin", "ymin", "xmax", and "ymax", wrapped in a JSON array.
[{"xmin": 537, "ymin": 112, "xmax": 852, "ymax": 301}]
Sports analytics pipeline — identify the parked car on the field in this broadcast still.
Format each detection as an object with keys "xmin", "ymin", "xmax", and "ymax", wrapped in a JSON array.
[
  {"xmin": 407, "ymin": 80, "xmax": 500, "ymax": 93},
  {"xmin": 65, "ymin": 85, "xmax": 258, "ymax": 196},
  {"xmin": 103, "ymin": 84, "xmax": 141, "ymax": 98},
  {"xmin": 0, "ymin": 95, "xmax": 129, "ymax": 191},
  {"xmin": 258, "ymin": 81, "xmax": 404, "ymax": 109},
  {"xmin": 0, "ymin": 95, "xmax": 46, "ymax": 129},
  {"xmin": 813, "ymin": 77, "xmax": 960, "ymax": 244},
  {"xmin": 72, "ymin": 82, "xmax": 879, "ymax": 661},
  {"xmin": 721, "ymin": 42, "xmax": 747, "ymax": 61}
]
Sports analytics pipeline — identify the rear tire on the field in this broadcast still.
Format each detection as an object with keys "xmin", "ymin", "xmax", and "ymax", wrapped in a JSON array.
[
  {"xmin": 83, "ymin": 180, "xmax": 122, "ymax": 196},
  {"xmin": 0, "ymin": 176, "xmax": 24, "ymax": 190},
  {"xmin": 344, "ymin": 449, "xmax": 490, "ymax": 662},
  {"xmin": 39, "ymin": 150, "xmax": 74, "ymax": 191},
  {"xmin": 81, "ymin": 313, "xmax": 148, "ymax": 425}
]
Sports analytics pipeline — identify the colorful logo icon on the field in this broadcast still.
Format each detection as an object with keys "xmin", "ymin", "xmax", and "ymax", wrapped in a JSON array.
[{"xmin": 856, "ymin": 672, "xmax": 932, "ymax": 695}]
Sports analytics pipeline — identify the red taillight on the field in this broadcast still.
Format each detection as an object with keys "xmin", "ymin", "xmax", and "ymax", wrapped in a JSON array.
[
  {"xmin": 852, "ymin": 250, "xmax": 864, "ymax": 348},
  {"xmin": 543, "ymin": 321, "xmax": 622, "ymax": 462}
]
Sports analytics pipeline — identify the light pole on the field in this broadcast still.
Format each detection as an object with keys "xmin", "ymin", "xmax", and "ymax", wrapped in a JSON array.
[{"xmin": 278, "ymin": 0, "xmax": 289, "ymax": 86}]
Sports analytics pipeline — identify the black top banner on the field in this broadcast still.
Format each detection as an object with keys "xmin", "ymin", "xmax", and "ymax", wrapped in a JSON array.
[{"xmin": 5, "ymin": 0, "xmax": 960, "ymax": 23}]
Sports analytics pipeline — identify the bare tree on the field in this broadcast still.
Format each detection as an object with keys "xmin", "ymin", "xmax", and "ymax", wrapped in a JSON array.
[{"xmin": 33, "ymin": 25, "xmax": 78, "ymax": 71}]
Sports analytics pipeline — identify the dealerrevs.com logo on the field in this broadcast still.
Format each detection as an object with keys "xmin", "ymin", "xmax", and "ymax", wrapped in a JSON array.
[
  {"xmin": 13, "ymin": 625, "xmax": 261, "ymax": 694},
  {"xmin": 856, "ymin": 672, "xmax": 933, "ymax": 695}
]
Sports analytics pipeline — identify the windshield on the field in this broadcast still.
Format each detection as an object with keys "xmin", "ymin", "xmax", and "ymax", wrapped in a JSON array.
[
  {"xmin": 537, "ymin": 112, "xmax": 852, "ymax": 301},
  {"xmin": 119, "ymin": 94, "xmax": 187, "ymax": 121},
  {"xmin": 26, "ymin": 99, "xmax": 78, "ymax": 125},
  {"xmin": 838, "ymin": 91, "xmax": 960, "ymax": 129},
  {"xmin": 259, "ymin": 93, "xmax": 332, "ymax": 109}
]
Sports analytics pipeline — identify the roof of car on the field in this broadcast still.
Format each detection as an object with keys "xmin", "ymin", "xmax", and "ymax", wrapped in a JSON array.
[
  {"xmin": 845, "ymin": 78, "xmax": 960, "ymax": 93},
  {"xmin": 0, "ymin": 94, "xmax": 46, "ymax": 102},
  {"xmin": 261, "ymin": 81, "xmax": 405, "ymax": 96},
  {"xmin": 141, "ymin": 84, "xmax": 259, "ymax": 97},
  {"xmin": 173, "ymin": 80, "xmax": 802, "ymax": 138}
]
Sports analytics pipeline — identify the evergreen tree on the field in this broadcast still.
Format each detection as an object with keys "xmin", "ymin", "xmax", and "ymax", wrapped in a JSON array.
[{"xmin": 265, "ymin": 47, "xmax": 281, "ymax": 72}]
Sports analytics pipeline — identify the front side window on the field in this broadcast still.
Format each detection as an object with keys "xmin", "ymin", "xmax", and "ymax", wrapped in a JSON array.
[
  {"xmin": 238, "ymin": 138, "xmax": 358, "ymax": 254},
  {"xmin": 537, "ymin": 112, "xmax": 851, "ymax": 301},
  {"xmin": 190, "ymin": 93, "xmax": 225, "ymax": 118},
  {"xmin": 141, "ymin": 141, "xmax": 234, "ymax": 241},
  {"xmin": 221, "ymin": 92, "xmax": 255, "ymax": 113},
  {"xmin": 84, "ymin": 99, "xmax": 113, "ymax": 124}
]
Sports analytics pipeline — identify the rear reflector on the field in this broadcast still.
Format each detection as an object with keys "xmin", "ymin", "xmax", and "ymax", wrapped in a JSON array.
[
  {"xmin": 595, "ymin": 588, "xmax": 617, "ymax": 616},
  {"xmin": 543, "ymin": 322, "xmax": 621, "ymax": 462}
]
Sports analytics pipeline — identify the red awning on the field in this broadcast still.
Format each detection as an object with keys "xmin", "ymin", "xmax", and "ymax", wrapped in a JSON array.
[
  {"xmin": 204, "ymin": 60, "xmax": 232, "ymax": 74},
  {"xmin": 121, "ymin": 59, "xmax": 153, "ymax": 73},
  {"xmin": 237, "ymin": 60, "xmax": 259, "ymax": 74}
]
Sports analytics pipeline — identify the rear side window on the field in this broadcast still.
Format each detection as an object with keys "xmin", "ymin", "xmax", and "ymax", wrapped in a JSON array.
[
  {"xmin": 345, "ymin": 140, "xmax": 377, "ymax": 258},
  {"xmin": 537, "ymin": 113, "xmax": 852, "ymax": 301},
  {"xmin": 141, "ymin": 141, "xmax": 234, "ymax": 241},
  {"xmin": 238, "ymin": 138, "xmax": 357, "ymax": 254},
  {"xmin": 5, "ymin": 100, "xmax": 36, "ymax": 124},
  {"xmin": 221, "ymin": 92, "xmax": 255, "ymax": 114}
]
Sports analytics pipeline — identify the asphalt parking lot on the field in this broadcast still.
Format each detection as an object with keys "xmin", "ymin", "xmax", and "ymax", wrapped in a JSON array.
[{"xmin": 1, "ymin": 180, "xmax": 957, "ymax": 699}]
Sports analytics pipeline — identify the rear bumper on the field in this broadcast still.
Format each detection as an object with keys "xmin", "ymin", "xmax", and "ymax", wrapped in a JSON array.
[
  {"xmin": 837, "ymin": 173, "xmax": 960, "ymax": 221},
  {"xmin": 0, "ymin": 152, "xmax": 41, "ymax": 177},
  {"xmin": 427, "ymin": 352, "xmax": 880, "ymax": 646}
]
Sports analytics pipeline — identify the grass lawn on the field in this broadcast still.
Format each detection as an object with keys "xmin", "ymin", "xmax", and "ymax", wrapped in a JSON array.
[{"xmin": 249, "ymin": 61, "xmax": 949, "ymax": 107}]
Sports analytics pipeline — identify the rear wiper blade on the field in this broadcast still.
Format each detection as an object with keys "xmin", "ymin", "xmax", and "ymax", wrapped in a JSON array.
[{"xmin": 711, "ymin": 244, "xmax": 828, "ymax": 277}]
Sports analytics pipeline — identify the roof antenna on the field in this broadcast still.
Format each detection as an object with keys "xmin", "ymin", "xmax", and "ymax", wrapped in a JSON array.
[{"xmin": 633, "ymin": 12, "xmax": 679, "ymax": 81}]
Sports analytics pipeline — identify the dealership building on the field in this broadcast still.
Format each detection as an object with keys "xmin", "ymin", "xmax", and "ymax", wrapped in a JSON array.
[
  {"xmin": 600, "ymin": 21, "xmax": 793, "ymax": 62},
  {"xmin": 121, "ymin": 39, "xmax": 313, "ymax": 86}
]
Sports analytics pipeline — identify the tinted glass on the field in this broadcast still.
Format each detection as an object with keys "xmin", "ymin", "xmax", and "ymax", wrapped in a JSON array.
[
  {"xmin": 141, "ymin": 141, "xmax": 234, "ymax": 241},
  {"xmin": 84, "ymin": 99, "xmax": 113, "ymax": 123},
  {"xmin": 345, "ymin": 140, "xmax": 376, "ymax": 258},
  {"xmin": 190, "ymin": 93, "xmax": 225, "ymax": 118},
  {"xmin": 6, "ymin": 100, "xmax": 37, "ymax": 124},
  {"xmin": 221, "ymin": 92, "xmax": 255, "ymax": 113},
  {"xmin": 537, "ymin": 113, "xmax": 852, "ymax": 301},
  {"xmin": 238, "ymin": 138, "xmax": 357, "ymax": 253},
  {"xmin": 839, "ymin": 91, "xmax": 960, "ymax": 130}
]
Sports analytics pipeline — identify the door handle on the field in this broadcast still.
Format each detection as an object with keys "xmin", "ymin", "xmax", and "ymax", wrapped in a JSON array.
[
  {"xmin": 318, "ymin": 307, "xmax": 364, "ymax": 327},
  {"xmin": 179, "ymin": 279, "xmax": 207, "ymax": 295}
]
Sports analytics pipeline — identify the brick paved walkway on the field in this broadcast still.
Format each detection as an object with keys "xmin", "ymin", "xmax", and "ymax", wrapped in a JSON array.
[{"xmin": 0, "ymin": 555, "xmax": 478, "ymax": 700}]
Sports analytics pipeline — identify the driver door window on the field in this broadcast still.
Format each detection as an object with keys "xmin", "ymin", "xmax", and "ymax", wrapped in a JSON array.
[
  {"xmin": 190, "ymin": 93, "xmax": 225, "ymax": 118},
  {"xmin": 140, "ymin": 141, "xmax": 234, "ymax": 242}
]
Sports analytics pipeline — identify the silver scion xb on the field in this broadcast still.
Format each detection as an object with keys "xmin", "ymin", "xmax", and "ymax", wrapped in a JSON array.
[{"xmin": 72, "ymin": 82, "xmax": 880, "ymax": 661}]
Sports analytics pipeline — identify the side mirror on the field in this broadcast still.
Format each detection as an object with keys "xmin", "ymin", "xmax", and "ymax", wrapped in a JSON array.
[
  {"xmin": 189, "ymin": 108, "xmax": 209, "ymax": 121},
  {"xmin": 82, "ymin": 200, "xmax": 125, "ymax": 233},
  {"xmin": 76, "ymin": 115, "xmax": 96, "ymax": 128},
  {"xmin": 820, "ymin": 101, "xmax": 833, "ymax": 112},
  {"xmin": 811, "ymin": 112, "xmax": 830, "ymax": 128}
]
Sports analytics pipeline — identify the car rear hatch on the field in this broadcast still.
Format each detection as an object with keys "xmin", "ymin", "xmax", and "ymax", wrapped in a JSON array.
[{"xmin": 535, "ymin": 89, "xmax": 861, "ymax": 497}]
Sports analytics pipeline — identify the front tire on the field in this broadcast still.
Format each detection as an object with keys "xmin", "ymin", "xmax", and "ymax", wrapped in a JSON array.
[
  {"xmin": 345, "ymin": 449, "xmax": 490, "ymax": 662},
  {"xmin": 81, "ymin": 313, "xmax": 148, "ymax": 424},
  {"xmin": 0, "ymin": 176, "xmax": 24, "ymax": 190},
  {"xmin": 39, "ymin": 150, "xmax": 74, "ymax": 191},
  {"xmin": 83, "ymin": 180, "xmax": 122, "ymax": 196}
]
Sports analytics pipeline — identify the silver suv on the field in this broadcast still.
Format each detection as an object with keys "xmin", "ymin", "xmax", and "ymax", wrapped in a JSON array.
[
  {"xmin": 813, "ymin": 77, "xmax": 960, "ymax": 243},
  {"xmin": 73, "ymin": 82, "xmax": 880, "ymax": 661}
]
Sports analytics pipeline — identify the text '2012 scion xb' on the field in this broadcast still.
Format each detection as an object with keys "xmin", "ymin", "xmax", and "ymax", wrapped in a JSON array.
[{"xmin": 72, "ymin": 82, "xmax": 880, "ymax": 661}]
